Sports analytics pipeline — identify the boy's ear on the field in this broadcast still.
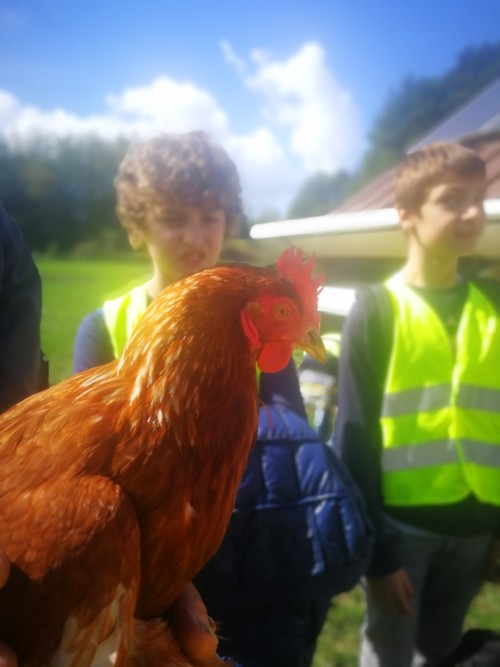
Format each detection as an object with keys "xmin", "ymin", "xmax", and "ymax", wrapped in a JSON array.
[
  {"xmin": 397, "ymin": 207, "xmax": 415, "ymax": 235},
  {"xmin": 127, "ymin": 225, "xmax": 146, "ymax": 250}
]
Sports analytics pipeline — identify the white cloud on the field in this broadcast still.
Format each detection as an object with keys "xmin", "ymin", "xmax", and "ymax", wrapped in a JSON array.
[
  {"xmin": 0, "ymin": 42, "xmax": 365, "ymax": 216},
  {"xmin": 0, "ymin": 90, "xmax": 18, "ymax": 121},
  {"xmin": 219, "ymin": 40, "xmax": 246, "ymax": 75},
  {"xmin": 0, "ymin": 78, "xmax": 229, "ymax": 143},
  {"xmin": 0, "ymin": 89, "xmax": 133, "ymax": 140},
  {"xmin": 226, "ymin": 128, "xmax": 302, "ymax": 215},
  {"xmin": 106, "ymin": 77, "xmax": 229, "ymax": 136},
  {"xmin": 245, "ymin": 42, "xmax": 365, "ymax": 173}
]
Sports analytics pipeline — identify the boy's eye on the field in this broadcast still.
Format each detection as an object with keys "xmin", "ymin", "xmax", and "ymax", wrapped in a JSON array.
[
  {"xmin": 163, "ymin": 215, "xmax": 183, "ymax": 225},
  {"xmin": 440, "ymin": 192, "xmax": 463, "ymax": 208},
  {"xmin": 202, "ymin": 211, "xmax": 225, "ymax": 225},
  {"xmin": 149, "ymin": 207, "xmax": 183, "ymax": 228},
  {"xmin": 155, "ymin": 217, "xmax": 184, "ymax": 229}
]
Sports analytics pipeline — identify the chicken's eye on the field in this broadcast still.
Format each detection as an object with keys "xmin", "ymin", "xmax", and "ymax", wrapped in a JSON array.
[{"xmin": 273, "ymin": 303, "xmax": 292, "ymax": 320}]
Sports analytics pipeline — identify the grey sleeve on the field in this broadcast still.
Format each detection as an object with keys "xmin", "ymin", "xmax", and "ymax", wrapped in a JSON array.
[{"xmin": 73, "ymin": 308, "xmax": 115, "ymax": 373}]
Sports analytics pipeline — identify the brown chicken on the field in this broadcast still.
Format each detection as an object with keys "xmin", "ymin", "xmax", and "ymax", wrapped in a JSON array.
[{"xmin": 0, "ymin": 248, "xmax": 325, "ymax": 667}]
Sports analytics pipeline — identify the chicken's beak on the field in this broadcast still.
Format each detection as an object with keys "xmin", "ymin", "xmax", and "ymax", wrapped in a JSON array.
[{"xmin": 296, "ymin": 329, "xmax": 327, "ymax": 364}]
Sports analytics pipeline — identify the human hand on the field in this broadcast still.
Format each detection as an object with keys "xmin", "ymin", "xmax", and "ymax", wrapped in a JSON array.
[
  {"xmin": 367, "ymin": 568, "xmax": 414, "ymax": 616},
  {"xmin": 169, "ymin": 582, "xmax": 219, "ymax": 662},
  {"xmin": 0, "ymin": 550, "xmax": 17, "ymax": 667},
  {"xmin": 485, "ymin": 538, "xmax": 500, "ymax": 583}
]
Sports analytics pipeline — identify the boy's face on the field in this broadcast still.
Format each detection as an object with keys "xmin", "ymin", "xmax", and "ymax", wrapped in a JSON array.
[
  {"xmin": 399, "ymin": 174, "xmax": 486, "ymax": 260},
  {"xmin": 133, "ymin": 200, "xmax": 227, "ymax": 282}
]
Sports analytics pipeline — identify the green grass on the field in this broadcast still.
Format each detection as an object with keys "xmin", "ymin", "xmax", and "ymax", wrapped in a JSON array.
[
  {"xmin": 37, "ymin": 257, "xmax": 151, "ymax": 384},
  {"xmin": 312, "ymin": 584, "xmax": 500, "ymax": 666},
  {"xmin": 314, "ymin": 589, "xmax": 365, "ymax": 667},
  {"xmin": 36, "ymin": 257, "xmax": 500, "ymax": 665}
]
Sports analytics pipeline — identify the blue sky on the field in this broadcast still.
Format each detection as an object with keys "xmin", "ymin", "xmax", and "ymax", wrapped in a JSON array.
[{"xmin": 0, "ymin": 0, "xmax": 499, "ymax": 215}]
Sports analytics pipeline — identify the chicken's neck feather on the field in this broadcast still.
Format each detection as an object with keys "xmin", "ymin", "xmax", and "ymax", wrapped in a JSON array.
[{"xmin": 106, "ymin": 270, "xmax": 263, "ymax": 613}]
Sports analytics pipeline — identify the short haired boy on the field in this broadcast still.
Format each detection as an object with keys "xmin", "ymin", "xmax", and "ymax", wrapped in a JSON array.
[{"xmin": 334, "ymin": 142, "xmax": 500, "ymax": 666}]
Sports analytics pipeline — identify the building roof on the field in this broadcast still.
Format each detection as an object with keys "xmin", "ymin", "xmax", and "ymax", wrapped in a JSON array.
[
  {"xmin": 333, "ymin": 133, "xmax": 500, "ymax": 213},
  {"xmin": 410, "ymin": 78, "xmax": 500, "ymax": 150},
  {"xmin": 333, "ymin": 77, "xmax": 500, "ymax": 213}
]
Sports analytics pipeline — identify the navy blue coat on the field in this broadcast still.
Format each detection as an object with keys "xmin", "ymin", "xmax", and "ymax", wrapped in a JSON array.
[
  {"xmin": 0, "ymin": 206, "xmax": 43, "ymax": 412},
  {"xmin": 194, "ymin": 381, "xmax": 373, "ymax": 666},
  {"xmin": 195, "ymin": 402, "xmax": 372, "ymax": 604}
]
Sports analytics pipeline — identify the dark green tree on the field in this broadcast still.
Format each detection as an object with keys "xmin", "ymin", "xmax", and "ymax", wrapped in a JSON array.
[
  {"xmin": 0, "ymin": 135, "xmax": 128, "ymax": 253},
  {"xmin": 284, "ymin": 40, "xmax": 500, "ymax": 218},
  {"xmin": 356, "ymin": 41, "xmax": 500, "ymax": 188},
  {"xmin": 287, "ymin": 170, "xmax": 353, "ymax": 219}
]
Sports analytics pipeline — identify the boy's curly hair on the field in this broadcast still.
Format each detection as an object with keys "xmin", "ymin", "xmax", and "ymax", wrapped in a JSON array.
[
  {"xmin": 115, "ymin": 131, "xmax": 243, "ymax": 238},
  {"xmin": 395, "ymin": 142, "xmax": 486, "ymax": 214}
]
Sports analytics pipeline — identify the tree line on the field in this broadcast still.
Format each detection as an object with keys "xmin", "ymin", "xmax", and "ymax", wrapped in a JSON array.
[
  {"xmin": 287, "ymin": 42, "xmax": 500, "ymax": 219},
  {"xmin": 0, "ymin": 135, "xmax": 130, "ymax": 255},
  {"xmin": 1, "ymin": 42, "xmax": 499, "ymax": 254}
]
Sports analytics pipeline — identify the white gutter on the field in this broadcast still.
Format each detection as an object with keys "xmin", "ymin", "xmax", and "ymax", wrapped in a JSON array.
[
  {"xmin": 250, "ymin": 198, "xmax": 500, "ymax": 240},
  {"xmin": 485, "ymin": 198, "xmax": 500, "ymax": 217}
]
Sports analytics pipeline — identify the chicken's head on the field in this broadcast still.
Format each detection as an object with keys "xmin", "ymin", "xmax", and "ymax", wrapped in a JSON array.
[{"xmin": 240, "ymin": 247, "xmax": 326, "ymax": 373}]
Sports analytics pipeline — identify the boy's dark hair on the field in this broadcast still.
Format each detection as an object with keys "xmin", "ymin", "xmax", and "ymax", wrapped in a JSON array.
[
  {"xmin": 394, "ymin": 142, "xmax": 486, "ymax": 213},
  {"xmin": 115, "ymin": 131, "xmax": 243, "ymax": 238}
]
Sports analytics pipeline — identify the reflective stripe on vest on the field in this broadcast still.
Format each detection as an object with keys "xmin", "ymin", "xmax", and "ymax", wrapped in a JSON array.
[
  {"xmin": 102, "ymin": 283, "xmax": 150, "ymax": 359},
  {"xmin": 380, "ymin": 274, "xmax": 500, "ymax": 507},
  {"xmin": 383, "ymin": 384, "xmax": 500, "ymax": 416}
]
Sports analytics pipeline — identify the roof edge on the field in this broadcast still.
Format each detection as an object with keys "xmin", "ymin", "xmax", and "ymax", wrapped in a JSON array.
[{"xmin": 250, "ymin": 198, "xmax": 500, "ymax": 240}]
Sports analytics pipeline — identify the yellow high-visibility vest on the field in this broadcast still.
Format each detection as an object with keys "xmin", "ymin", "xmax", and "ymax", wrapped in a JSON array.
[
  {"xmin": 380, "ymin": 273, "xmax": 500, "ymax": 507},
  {"xmin": 102, "ymin": 282, "xmax": 150, "ymax": 359}
]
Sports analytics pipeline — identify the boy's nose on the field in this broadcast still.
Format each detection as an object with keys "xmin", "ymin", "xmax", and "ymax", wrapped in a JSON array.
[{"xmin": 182, "ymin": 218, "xmax": 202, "ymax": 242}]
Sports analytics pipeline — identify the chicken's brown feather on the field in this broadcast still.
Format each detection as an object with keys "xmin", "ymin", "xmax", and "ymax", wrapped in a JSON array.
[
  {"xmin": 0, "ymin": 475, "xmax": 141, "ymax": 664},
  {"xmin": 0, "ymin": 255, "xmax": 322, "ymax": 665}
]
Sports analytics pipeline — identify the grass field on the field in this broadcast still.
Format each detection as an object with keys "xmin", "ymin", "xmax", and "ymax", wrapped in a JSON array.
[
  {"xmin": 36, "ymin": 257, "xmax": 500, "ymax": 666},
  {"xmin": 38, "ymin": 256, "xmax": 151, "ymax": 383},
  {"xmin": 313, "ymin": 584, "xmax": 499, "ymax": 666}
]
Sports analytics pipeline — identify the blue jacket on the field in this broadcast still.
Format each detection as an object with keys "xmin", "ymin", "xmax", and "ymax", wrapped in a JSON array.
[{"xmin": 195, "ymin": 400, "xmax": 373, "ymax": 605}]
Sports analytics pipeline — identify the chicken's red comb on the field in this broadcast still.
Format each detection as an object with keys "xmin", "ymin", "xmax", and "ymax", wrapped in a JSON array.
[{"xmin": 276, "ymin": 247, "xmax": 324, "ymax": 324}]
